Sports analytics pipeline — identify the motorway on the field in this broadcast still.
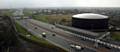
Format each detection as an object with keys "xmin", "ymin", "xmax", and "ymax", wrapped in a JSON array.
[
  {"xmin": 17, "ymin": 19, "xmax": 120, "ymax": 52},
  {"xmin": 17, "ymin": 19, "xmax": 97, "ymax": 52}
]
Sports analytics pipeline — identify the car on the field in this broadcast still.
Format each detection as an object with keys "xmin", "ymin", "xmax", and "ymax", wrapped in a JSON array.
[
  {"xmin": 42, "ymin": 35, "xmax": 46, "ymax": 38},
  {"xmin": 42, "ymin": 32, "xmax": 46, "ymax": 35},
  {"xmin": 52, "ymin": 34, "xmax": 56, "ymax": 36},
  {"xmin": 51, "ymin": 27, "xmax": 54, "ymax": 29},
  {"xmin": 42, "ymin": 32, "xmax": 47, "ymax": 38},
  {"xmin": 34, "ymin": 27, "xmax": 37, "ymax": 29},
  {"xmin": 26, "ymin": 34, "xmax": 31, "ymax": 37},
  {"xmin": 118, "ymin": 47, "xmax": 120, "ymax": 49},
  {"xmin": 70, "ymin": 44, "xmax": 83, "ymax": 50},
  {"xmin": 70, "ymin": 44, "xmax": 75, "ymax": 48}
]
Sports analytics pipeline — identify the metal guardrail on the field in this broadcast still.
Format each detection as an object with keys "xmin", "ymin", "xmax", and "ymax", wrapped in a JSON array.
[{"xmin": 98, "ymin": 32, "xmax": 110, "ymax": 39}]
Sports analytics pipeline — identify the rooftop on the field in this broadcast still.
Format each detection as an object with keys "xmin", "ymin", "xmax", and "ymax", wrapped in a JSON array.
[{"xmin": 72, "ymin": 13, "xmax": 108, "ymax": 19}]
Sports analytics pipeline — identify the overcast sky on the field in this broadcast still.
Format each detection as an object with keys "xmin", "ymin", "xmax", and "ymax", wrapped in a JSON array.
[{"xmin": 0, "ymin": 0, "xmax": 120, "ymax": 9}]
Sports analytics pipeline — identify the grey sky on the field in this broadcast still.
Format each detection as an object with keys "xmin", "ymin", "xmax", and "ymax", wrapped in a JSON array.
[{"xmin": 0, "ymin": 0, "xmax": 120, "ymax": 9}]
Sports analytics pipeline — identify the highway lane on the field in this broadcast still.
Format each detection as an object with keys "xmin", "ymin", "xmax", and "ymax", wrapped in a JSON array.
[{"xmin": 17, "ymin": 19, "xmax": 97, "ymax": 52}]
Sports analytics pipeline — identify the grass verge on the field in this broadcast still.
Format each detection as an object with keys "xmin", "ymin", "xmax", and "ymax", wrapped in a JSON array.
[
  {"xmin": 32, "ymin": 14, "xmax": 72, "ymax": 26},
  {"xmin": 111, "ymin": 32, "xmax": 120, "ymax": 41}
]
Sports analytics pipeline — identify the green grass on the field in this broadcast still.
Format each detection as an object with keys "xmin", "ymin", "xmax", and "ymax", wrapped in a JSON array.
[
  {"xmin": 32, "ymin": 14, "xmax": 72, "ymax": 26},
  {"xmin": 33, "ymin": 15, "xmax": 49, "ymax": 23},
  {"xmin": 111, "ymin": 32, "xmax": 120, "ymax": 41},
  {"xmin": 15, "ymin": 22, "xmax": 68, "ymax": 52}
]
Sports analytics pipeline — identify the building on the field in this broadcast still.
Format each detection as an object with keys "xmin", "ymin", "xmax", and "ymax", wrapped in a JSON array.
[{"xmin": 72, "ymin": 13, "xmax": 109, "ymax": 31}]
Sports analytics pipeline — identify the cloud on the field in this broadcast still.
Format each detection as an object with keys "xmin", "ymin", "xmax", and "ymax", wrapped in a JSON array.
[
  {"xmin": 76, "ymin": 0, "xmax": 120, "ymax": 7},
  {"xmin": 0, "ymin": 0, "xmax": 120, "ymax": 9}
]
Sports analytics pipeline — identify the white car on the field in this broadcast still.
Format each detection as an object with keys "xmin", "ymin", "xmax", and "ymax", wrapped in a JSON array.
[
  {"xmin": 42, "ymin": 32, "xmax": 46, "ymax": 35},
  {"xmin": 42, "ymin": 32, "xmax": 47, "ymax": 38},
  {"xmin": 70, "ymin": 44, "xmax": 82, "ymax": 50},
  {"xmin": 26, "ymin": 34, "xmax": 31, "ymax": 37},
  {"xmin": 118, "ymin": 47, "xmax": 120, "ymax": 49}
]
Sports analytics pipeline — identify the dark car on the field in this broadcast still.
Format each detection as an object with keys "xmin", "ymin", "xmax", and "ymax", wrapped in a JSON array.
[
  {"xmin": 34, "ymin": 27, "xmax": 37, "ymax": 29},
  {"xmin": 52, "ymin": 34, "xmax": 56, "ymax": 36}
]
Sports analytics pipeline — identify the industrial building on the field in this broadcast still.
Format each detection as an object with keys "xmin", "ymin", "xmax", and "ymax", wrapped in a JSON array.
[{"xmin": 72, "ymin": 13, "xmax": 109, "ymax": 31}]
